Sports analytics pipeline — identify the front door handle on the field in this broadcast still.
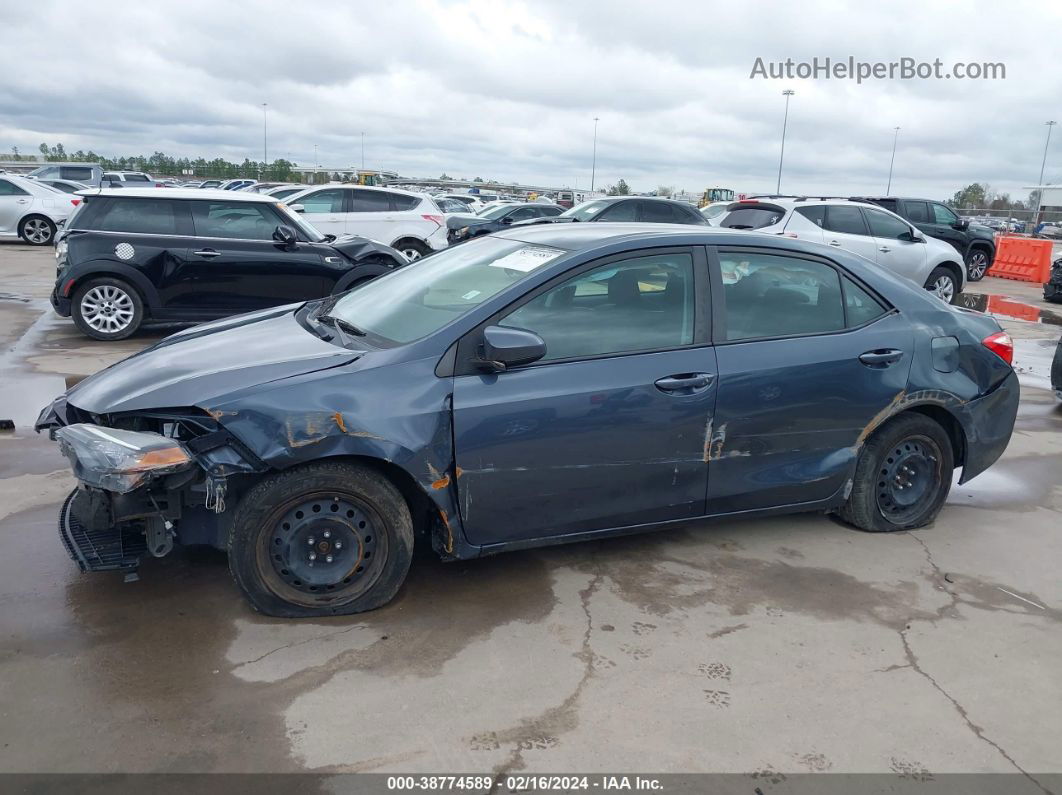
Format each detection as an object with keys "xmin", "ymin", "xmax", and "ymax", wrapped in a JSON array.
[
  {"xmin": 828, "ymin": 239, "xmax": 842, "ymax": 247},
  {"xmin": 193, "ymin": 248, "xmax": 221, "ymax": 258},
  {"xmin": 654, "ymin": 373, "xmax": 715, "ymax": 393},
  {"xmin": 878, "ymin": 245, "xmax": 891, "ymax": 253},
  {"xmin": 859, "ymin": 349, "xmax": 904, "ymax": 368}
]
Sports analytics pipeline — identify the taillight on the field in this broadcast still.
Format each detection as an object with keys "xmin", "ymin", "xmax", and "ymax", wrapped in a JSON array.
[
  {"xmin": 422, "ymin": 214, "xmax": 444, "ymax": 227},
  {"xmin": 70, "ymin": 198, "xmax": 81, "ymax": 207},
  {"xmin": 981, "ymin": 331, "xmax": 1013, "ymax": 365}
]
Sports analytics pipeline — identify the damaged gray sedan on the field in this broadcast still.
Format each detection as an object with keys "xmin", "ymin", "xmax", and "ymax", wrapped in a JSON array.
[{"xmin": 38, "ymin": 224, "xmax": 1019, "ymax": 617}]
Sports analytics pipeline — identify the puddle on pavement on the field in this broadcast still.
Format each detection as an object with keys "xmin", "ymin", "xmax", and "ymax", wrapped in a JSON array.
[
  {"xmin": 959, "ymin": 293, "xmax": 1062, "ymax": 326},
  {"xmin": 0, "ymin": 371, "xmax": 82, "ymax": 431}
]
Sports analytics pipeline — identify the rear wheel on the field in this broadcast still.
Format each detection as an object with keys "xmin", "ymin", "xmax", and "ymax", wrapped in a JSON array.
[
  {"xmin": 836, "ymin": 413, "xmax": 954, "ymax": 532},
  {"xmin": 228, "ymin": 461, "xmax": 414, "ymax": 617},
  {"xmin": 18, "ymin": 215, "xmax": 55, "ymax": 246},
  {"xmin": 925, "ymin": 266, "xmax": 960, "ymax": 304},
  {"xmin": 965, "ymin": 248, "xmax": 990, "ymax": 281},
  {"xmin": 394, "ymin": 239, "xmax": 429, "ymax": 261},
  {"xmin": 71, "ymin": 277, "xmax": 144, "ymax": 340}
]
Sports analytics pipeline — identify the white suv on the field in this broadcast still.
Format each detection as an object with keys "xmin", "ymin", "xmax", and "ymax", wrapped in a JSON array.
[
  {"xmin": 717, "ymin": 197, "xmax": 967, "ymax": 303},
  {"xmin": 285, "ymin": 185, "xmax": 448, "ymax": 259},
  {"xmin": 0, "ymin": 174, "xmax": 76, "ymax": 245}
]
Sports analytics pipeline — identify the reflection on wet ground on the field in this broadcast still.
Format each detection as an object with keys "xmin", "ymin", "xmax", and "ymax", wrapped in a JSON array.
[{"xmin": 960, "ymin": 292, "xmax": 1062, "ymax": 326}]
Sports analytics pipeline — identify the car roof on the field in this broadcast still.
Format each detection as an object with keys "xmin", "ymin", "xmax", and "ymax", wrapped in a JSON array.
[
  {"xmin": 492, "ymin": 221, "xmax": 768, "ymax": 251},
  {"xmin": 289, "ymin": 183, "xmax": 427, "ymax": 199},
  {"xmin": 74, "ymin": 187, "xmax": 280, "ymax": 202}
]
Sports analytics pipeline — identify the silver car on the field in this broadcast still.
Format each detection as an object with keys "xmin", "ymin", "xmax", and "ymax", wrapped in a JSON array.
[
  {"xmin": 717, "ymin": 197, "xmax": 968, "ymax": 303},
  {"xmin": 0, "ymin": 174, "xmax": 76, "ymax": 245}
]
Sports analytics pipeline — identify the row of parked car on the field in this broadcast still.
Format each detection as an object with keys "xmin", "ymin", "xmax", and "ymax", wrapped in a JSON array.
[{"xmin": 21, "ymin": 174, "xmax": 1001, "ymax": 342}]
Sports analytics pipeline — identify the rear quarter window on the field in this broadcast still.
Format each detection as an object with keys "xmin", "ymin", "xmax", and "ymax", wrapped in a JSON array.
[
  {"xmin": 388, "ymin": 193, "xmax": 421, "ymax": 211},
  {"xmin": 60, "ymin": 167, "xmax": 94, "ymax": 181},
  {"xmin": 91, "ymin": 198, "xmax": 181, "ymax": 235}
]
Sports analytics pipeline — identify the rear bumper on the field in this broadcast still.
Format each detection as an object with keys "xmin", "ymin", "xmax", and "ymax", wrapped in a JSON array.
[{"xmin": 956, "ymin": 370, "xmax": 1020, "ymax": 484}]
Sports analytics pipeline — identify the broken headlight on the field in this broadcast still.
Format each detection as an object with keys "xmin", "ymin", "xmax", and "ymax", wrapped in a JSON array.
[{"xmin": 55, "ymin": 423, "xmax": 195, "ymax": 494}]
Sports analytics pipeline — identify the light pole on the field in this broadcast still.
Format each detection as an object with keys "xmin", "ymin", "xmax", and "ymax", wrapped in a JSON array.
[
  {"xmin": 886, "ymin": 126, "xmax": 900, "ymax": 194},
  {"xmin": 261, "ymin": 103, "xmax": 268, "ymax": 172},
  {"xmin": 590, "ymin": 117, "xmax": 600, "ymax": 193},
  {"xmin": 1033, "ymin": 120, "xmax": 1057, "ymax": 226},
  {"xmin": 776, "ymin": 90, "xmax": 794, "ymax": 194},
  {"xmin": 314, "ymin": 144, "xmax": 318, "ymax": 184},
  {"xmin": 361, "ymin": 132, "xmax": 365, "ymax": 171}
]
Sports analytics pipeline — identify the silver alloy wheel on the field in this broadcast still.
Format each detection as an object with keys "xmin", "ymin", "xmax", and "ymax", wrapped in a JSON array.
[
  {"xmin": 931, "ymin": 274, "xmax": 955, "ymax": 303},
  {"xmin": 23, "ymin": 218, "xmax": 52, "ymax": 244},
  {"xmin": 967, "ymin": 251, "xmax": 988, "ymax": 280},
  {"xmin": 80, "ymin": 285, "xmax": 135, "ymax": 334},
  {"xmin": 400, "ymin": 247, "xmax": 423, "ymax": 261}
]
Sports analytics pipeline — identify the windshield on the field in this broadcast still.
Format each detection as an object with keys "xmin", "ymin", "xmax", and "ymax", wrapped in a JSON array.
[
  {"xmin": 275, "ymin": 201, "xmax": 326, "ymax": 242},
  {"xmin": 701, "ymin": 204, "xmax": 729, "ymax": 220},
  {"xmin": 561, "ymin": 200, "xmax": 610, "ymax": 221},
  {"xmin": 479, "ymin": 204, "xmax": 516, "ymax": 220},
  {"xmin": 327, "ymin": 236, "xmax": 567, "ymax": 344}
]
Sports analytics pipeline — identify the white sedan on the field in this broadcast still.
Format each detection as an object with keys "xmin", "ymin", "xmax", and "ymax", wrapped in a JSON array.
[{"xmin": 0, "ymin": 174, "xmax": 77, "ymax": 245}]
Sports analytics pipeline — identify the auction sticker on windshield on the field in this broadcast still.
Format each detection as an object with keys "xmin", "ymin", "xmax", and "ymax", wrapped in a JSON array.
[{"xmin": 487, "ymin": 245, "xmax": 565, "ymax": 272}]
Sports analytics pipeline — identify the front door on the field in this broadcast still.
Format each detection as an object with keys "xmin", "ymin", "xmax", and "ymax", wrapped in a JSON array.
[
  {"xmin": 165, "ymin": 199, "xmax": 330, "ymax": 314},
  {"xmin": 863, "ymin": 206, "xmax": 928, "ymax": 284},
  {"xmin": 293, "ymin": 188, "xmax": 349, "ymax": 237},
  {"xmin": 708, "ymin": 247, "xmax": 913, "ymax": 513},
  {"xmin": 452, "ymin": 247, "xmax": 716, "ymax": 545},
  {"xmin": 0, "ymin": 178, "xmax": 31, "ymax": 234}
]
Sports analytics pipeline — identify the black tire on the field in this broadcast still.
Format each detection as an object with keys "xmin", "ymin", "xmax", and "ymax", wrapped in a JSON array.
[
  {"xmin": 71, "ymin": 277, "xmax": 144, "ymax": 340},
  {"xmin": 228, "ymin": 461, "xmax": 414, "ymax": 618},
  {"xmin": 964, "ymin": 248, "xmax": 991, "ymax": 282},
  {"xmin": 18, "ymin": 215, "xmax": 56, "ymax": 246},
  {"xmin": 393, "ymin": 239, "xmax": 430, "ymax": 261},
  {"xmin": 835, "ymin": 413, "xmax": 954, "ymax": 533},
  {"xmin": 924, "ymin": 266, "xmax": 961, "ymax": 305}
]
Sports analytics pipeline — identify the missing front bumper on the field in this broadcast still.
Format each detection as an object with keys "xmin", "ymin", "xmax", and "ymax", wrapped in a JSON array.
[{"xmin": 59, "ymin": 489, "xmax": 146, "ymax": 573}]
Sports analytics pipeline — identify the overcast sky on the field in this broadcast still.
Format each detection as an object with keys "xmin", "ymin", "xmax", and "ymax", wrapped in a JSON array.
[{"xmin": 2, "ymin": 0, "xmax": 1060, "ymax": 200}]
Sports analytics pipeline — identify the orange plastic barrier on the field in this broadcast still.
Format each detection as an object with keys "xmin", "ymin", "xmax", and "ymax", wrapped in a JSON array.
[{"xmin": 987, "ymin": 236, "xmax": 1053, "ymax": 283}]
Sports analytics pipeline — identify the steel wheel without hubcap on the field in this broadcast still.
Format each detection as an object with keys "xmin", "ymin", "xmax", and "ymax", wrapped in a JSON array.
[
  {"xmin": 966, "ymin": 251, "xmax": 989, "ymax": 281},
  {"xmin": 22, "ymin": 218, "xmax": 53, "ymax": 244},
  {"xmin": 875, "ymin": 435, "xmax": 942, "ymax": 525},
  {"xmin": 80, "ymin": 285, "xmax": 135, "ymax": 334},
  {"xmin": 930, "ymin": 274, "xmax": 955, "ymax": 303},
  {"xmin": 258, "ymin": 492, "xmax": 388, "ymax": 605}
]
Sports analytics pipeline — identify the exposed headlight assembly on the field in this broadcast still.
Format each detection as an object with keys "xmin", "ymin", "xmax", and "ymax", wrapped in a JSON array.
[{"xmin": 56, "ymin": 423, "xmax": 194, "ymax": 493}]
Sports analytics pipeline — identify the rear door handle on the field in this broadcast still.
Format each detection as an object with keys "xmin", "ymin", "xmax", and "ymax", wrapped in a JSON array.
[
  {"xmin": 193, "ymin": 248, "xmax": 221, "ymax": 258},
  {"xmin": 654, "ymin": 373, "xmax": 715, "ymax": 393},
  {"xmin": 828, "ymin": 239, "xmax": 842, "ymax": 247},
  {"xmin": 859, "ymin": 349, "xmax": 904, "ymax": 368}
]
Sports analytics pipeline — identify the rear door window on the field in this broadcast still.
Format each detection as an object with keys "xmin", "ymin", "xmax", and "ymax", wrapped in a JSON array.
[
  {"xmin": 823, "ymin": 206, "xmax": 870, "ymax": 236},
  {"xmin": 640, "ymin": 201, "xmax": 677, "ymax": 223},
  {"xmin": 352, "ymin": 190, "xmax": 392, "ymax": 212},
  {"xmin": 0, "ymin": 179, "xmax": 29, "ymax": 196},
  {"xmin": 903, "ymin": 201, "xmax": 931, "ymax": 223},
  {"xmin": 388, "ymin": 193, "xmax": 420, "ymax": 211},
  {"xmin": 191, "ymin": 201, "xmax": 280, "ymax": 240},
  {"xmin": 596, "ymin": 201, "xmax": 638, "ymax": 221},
  {"xmin": 93, "ymin": 198, "xmax": 182, "ymax": 235},
  {"xmin": 60, "ymin": 166, "xmax": 94, "ymax": 182}
]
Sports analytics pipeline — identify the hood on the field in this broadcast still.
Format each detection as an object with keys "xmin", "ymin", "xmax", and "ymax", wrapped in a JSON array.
[
  {"xmin": 328, "ymin": 234, "xmax": 403, "ymax": 262},
  {"xmin": 968, "ymin": 223, "xmax": 995, "ymax": 239},
  {"xmin": 66, "ymin": 307, "xmax": 360, "ymax": 414},
  {"xmin": 511, "ymin": 216, "xmax": 573, "ymax": 227},
  {"xmin": 445, "ymin": 213, "xmax": 490, "ymax": 230}
]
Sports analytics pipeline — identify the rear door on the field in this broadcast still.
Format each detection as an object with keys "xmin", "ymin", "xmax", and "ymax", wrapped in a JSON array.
[
  {"xmin": 863, "ymin": 206, "xmax": 927, "ymax": 283},
  {"xmin": 821, "ymin": 205, "xmax": 881, "ymax": 262},
  {"xmin": 175, "ymin": 199, "xmax": 330, "ymax": 314},
  {"xmin": 292, "ymin": 188, "xmax": 349, "ymax": 237},
  {"xmin": 348, "ymin": 189, "xmax": 394, "ymax": 243},
  {"xmin": 452, "ymin": 246, "xmax": 716, "ymax": 545},
  {"xmin": 707, "ymin": 246, "xmax": 913, "ymax": 513}
]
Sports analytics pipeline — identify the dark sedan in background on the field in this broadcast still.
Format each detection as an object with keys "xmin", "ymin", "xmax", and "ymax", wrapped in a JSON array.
[
  {"xmin": 446, "ymin": 202, "xmax": 563, "ymax": 243},
  {"xmin": 37, "ymin": 224, "xmax": 1018, "ymax": 617},
  {"xmin": 515, "ymin": 195, "xmax": 709, "ymax": 227},
  {"xmin": 52, "ymin": 188, "xmax": 407, "ymax": 340}
]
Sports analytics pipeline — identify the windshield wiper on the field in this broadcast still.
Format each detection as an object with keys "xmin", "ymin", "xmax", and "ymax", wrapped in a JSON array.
[{"xmin": 318, "ymin": 314, "xmax": 367, "ymax": 345}]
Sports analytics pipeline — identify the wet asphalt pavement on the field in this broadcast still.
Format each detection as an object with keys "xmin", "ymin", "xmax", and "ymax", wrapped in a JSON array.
[{"xmin": 1, "ymin": 241, "xmax": 1061, "ymax": 778}]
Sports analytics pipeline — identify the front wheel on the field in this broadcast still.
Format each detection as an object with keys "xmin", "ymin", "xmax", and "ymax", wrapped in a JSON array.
[
  {"xmin": 965, "ymin": 249, "xmax": 990, "ymax": 282},
  {"xmin": 71, "ymin": 277, "xmax": 144, "ymax": 340},
  {"xmin": 835, "ymin": 413, "xmax": 954, "ymax": 533},
  {"xmin": 19, "ymin": 215, "xmax": 56, "ymax": 246},
  {"xmin": 228, "ymin": 461, "xmax": 414, "ymax": 617},
  {"xmin": 925, "ymin": 266, "xmax": 960, "ymax": 304}
]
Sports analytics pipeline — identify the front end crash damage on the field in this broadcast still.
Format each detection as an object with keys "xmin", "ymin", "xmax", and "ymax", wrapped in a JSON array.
[{"xmin": 38, "ymin": 405, "xmax": 267, "ymax": 576}]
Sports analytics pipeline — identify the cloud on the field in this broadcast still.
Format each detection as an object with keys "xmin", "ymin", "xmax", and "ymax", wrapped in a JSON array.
[{"xmin": 1, "ymin": 0, "xmax": 1060, "ymax": 200}]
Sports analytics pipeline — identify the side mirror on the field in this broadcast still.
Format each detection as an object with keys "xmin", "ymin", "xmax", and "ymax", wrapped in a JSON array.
[
  {"xmin": 952, "ymin": 219, "xmax": 969, "ymax": 230},
  {"xmin": 273, "ymin": 225, "xmax": 297, "ymax": 247},
  {"xmin": 478, "ymin": 325, "xmax": 546, "ymax": 371},
  {"xmin": 899, "ymin": 230, "xmax": 925, "ymax": 243},
  {"xmin": 289, "ymin": 203, "xmax": 305, "ymax": 214},
  {"xmin": 501, "ymin": 216, "xmax": 514, "ymax": 225}
]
